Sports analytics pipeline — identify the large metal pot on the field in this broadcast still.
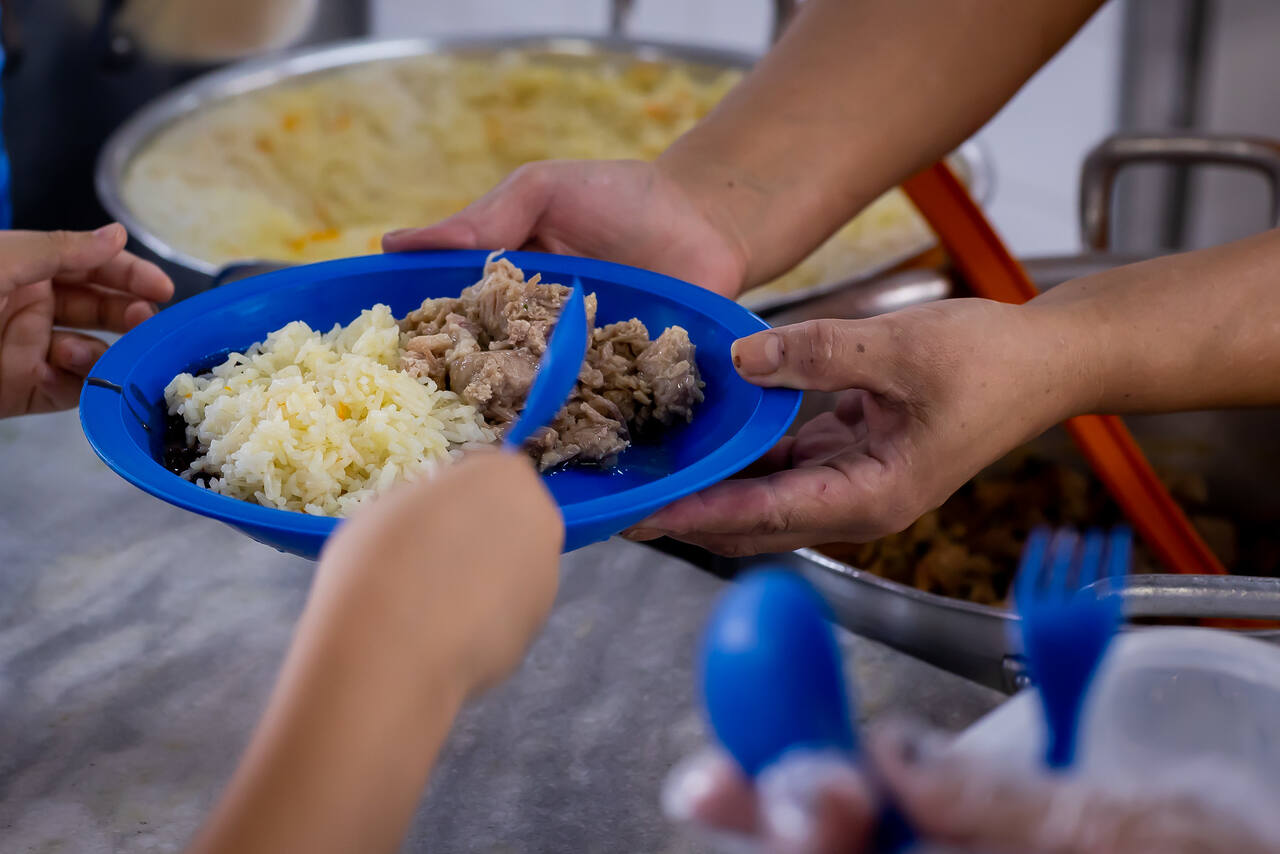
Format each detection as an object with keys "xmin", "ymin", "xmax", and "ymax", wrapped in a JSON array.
[{"xmin": 94, "ymin": 30, "xmax": 991, "ymax": 308}]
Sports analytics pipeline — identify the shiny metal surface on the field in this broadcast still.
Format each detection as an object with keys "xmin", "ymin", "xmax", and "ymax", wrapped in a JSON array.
[
  {"xmin": 1019, "ymin": 251, "xmax": 1150, "ymax": 290},
  {"xmin": 772, "ymin": 547, "xmax": 1280, "ymax": 694},
  {"xmin": 763, "ymin": 268, "xmax": 953, "ymax": 325},
  {"xmin": 1101, "ymin": 574, "xmax": 1280, "ymax": 619},
  {"xmin": 1080, "ymin": 132, "xmax": 1280, "ymax": 252},
  {"xmin": 96, "ymin": 33, "xmax": 991, "ymax": 306}
]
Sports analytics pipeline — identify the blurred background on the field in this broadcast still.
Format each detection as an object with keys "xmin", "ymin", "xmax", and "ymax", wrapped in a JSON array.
[{"xmin": 7, "ymin": 0, "xmax": 1279, "ymax": 256}]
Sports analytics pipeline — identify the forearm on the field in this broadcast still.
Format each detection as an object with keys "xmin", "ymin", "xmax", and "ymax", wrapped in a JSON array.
[
  {"xmin": 185, "ymin": 454, "xmax": 560, "ymax": 854},
  {"xmin": 186, "ymin": 576, "xmax": 465, "ymax": 854},
  {"xmin": 658, "ymin": 0, "xmax": 1103, "ymax": 289},
  {"xmin": 1031, "ymin": 228, "xmax": 1280, "ymax": 415}
]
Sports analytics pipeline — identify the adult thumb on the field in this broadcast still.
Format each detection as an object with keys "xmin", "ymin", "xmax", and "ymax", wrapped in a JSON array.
[{"xmin": 730, "ymin": 318, "xmax": 898, "ymax": 393}]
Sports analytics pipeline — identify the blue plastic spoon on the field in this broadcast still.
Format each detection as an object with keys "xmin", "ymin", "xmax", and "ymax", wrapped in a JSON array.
[
  {"xmin": 701, "ymin": 570, "xmax": 916, "ymax": 852},
  {"xmin": 502, "ymin": 278, "xmax": 588, "ymax": 451}
]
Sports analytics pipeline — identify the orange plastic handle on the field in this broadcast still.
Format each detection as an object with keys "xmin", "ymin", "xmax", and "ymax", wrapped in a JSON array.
[{"xmin": 901, "ymin": 162, "xmax": 1226, "ymax": 577}]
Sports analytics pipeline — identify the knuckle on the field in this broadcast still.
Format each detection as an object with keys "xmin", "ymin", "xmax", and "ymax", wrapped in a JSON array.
[
  {"xmin": 44, "ymin": 230, "xmax": 71, "ymax": 258},
  {"xmin": 510, "ymin": 161, "xmax": 552, "ymax": 193},
  {"xmin": 792, "ymin": 320, "xmax": 846, "ymax": 390}
]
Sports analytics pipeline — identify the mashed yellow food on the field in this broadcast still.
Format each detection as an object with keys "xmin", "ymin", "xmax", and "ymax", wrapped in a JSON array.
[{"xmin": 123, "ymin": 51, "xmax": 932, "ymax": 301}]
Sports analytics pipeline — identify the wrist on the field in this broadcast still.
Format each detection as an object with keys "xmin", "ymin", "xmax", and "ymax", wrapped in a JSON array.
[
  {"xmin": 655, "ymin": 146, "xmax": 756, "ymax": 296},
  {"xmin": 1020, "ymin": 295, "xmax": 1106, "ymax": 423}
]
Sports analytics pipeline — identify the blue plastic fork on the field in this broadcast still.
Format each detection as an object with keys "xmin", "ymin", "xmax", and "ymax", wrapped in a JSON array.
[
  {"xmin": 1014, "ymin": 526, "xmax": 1130, "ymax": 770},
  {"xmin": 502, "ymin": 278, "xmax": 589, "ymax": 451}
]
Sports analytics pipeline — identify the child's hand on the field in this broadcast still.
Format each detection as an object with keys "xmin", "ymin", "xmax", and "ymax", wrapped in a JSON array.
[
  {"xmin": 314, "ymin": 450, "xmax": 563, "ymax": 698},
  {"xmin": 0, "ymin": 224, "xmax": 175, "ymax": 418},
  {"xmin": 188, "ymin": 452, "xmax": 563, "ymax": 854}
]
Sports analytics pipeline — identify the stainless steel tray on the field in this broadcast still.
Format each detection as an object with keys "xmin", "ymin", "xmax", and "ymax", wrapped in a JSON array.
[{"xmin": 95, "ymin": 34, "xmax": 991, "ymax": 307}]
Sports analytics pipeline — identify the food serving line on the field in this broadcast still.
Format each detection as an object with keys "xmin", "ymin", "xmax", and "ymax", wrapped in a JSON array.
[
  {"xmin": 0, "ymin": 408, "xmax": 1003, "ymax": 851},
  {"xmin": 8, "ymin": 3, "xmax": 1280, "ymax": 848},
  {"xmin": 2, "ymin": 19, "xmax": 1014, "ymax": 848}
]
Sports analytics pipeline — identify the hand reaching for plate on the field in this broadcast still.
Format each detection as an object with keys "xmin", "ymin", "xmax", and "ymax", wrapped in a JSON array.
[
  {"xmin": 624, "ymin": 298, "xmax": 1092, "ymax": 555},
  {"xmin": 382, "ymin": 159, "xmax": 749, "ymax": 301},
  {"xmin": 0, "ymin": 224, "xmax": 175, "ymax": 418}
]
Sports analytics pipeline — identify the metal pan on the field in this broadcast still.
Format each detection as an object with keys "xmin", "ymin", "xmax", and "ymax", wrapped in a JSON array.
[{"xmin": 94, "ymin": 33, "xmax": 991, "ymax": 306}]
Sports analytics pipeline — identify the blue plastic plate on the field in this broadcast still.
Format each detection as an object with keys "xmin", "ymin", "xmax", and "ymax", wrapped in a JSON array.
[{"xmin": 79, "ymin": 250, "xmax": 801, "ymax": 558}]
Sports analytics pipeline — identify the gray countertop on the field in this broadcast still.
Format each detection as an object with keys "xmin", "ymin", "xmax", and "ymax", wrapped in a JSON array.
[{"xmin": 0, "ymin": 409, "xmax": 1003, "ymax": 853}]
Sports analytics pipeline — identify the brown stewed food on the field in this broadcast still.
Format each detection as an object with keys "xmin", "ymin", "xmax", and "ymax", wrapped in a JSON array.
[
  {"xmin": 399, "ymin": 257, "xmax": 704, "ymax": 471},
  {"xmin": 820, "ymin": 454, "xmax": 1280, "ymax": 607}
]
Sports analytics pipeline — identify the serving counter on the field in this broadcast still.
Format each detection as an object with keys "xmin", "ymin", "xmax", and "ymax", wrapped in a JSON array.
[{"xmin": 0, "ymin": 408, "xmax": 1002, "ymax": 852}]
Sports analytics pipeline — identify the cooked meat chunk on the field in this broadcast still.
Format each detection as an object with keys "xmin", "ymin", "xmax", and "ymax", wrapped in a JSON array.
[
  {"xmin": 397, "ymin": 255, "xmax": 703, "ymax": 470},
  {"xmin": 441, "ymin": 312, "xmax": 482, "ymax": 359},
  {"xmin": 585, "ymin": 319, "xmax": 655, "ymax": 424},
  {"xmin": 399, "ymin": 297, "xmax": 462, "ymax": 335},
  {"xmin": 636, "ymin": 326, "xmax": 704, "ymax": 424},
  {"xmin": 449, "ymin": 350, "xmax": 538, "ymax": 423},
  {"xmin": 537, "ymin": 398, "xmax": 630, "ymax": 469},
  {"xmin": 401, "ymin": 333, "xmax": 451, "ymax": 385}
]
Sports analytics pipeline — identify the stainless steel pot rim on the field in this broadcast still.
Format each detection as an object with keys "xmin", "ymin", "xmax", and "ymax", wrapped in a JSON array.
[
  {"xmin": 95, "ymin": 33, "xmax": 991, "ymax": 287},
  {"xmin": 794, "ymin": 546, "xmax": 1014, "ymax": 620},
  {"xmin": 795, "ymin": 546, "xmax": 1280, "ymax": 635}
]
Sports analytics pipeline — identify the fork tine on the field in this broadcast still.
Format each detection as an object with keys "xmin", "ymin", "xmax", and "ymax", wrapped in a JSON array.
[
  {"xmin": 1076, "ymin": 529, "xmax": 1106, "ymax": 591},
  {"xmin": 1015, "ymin": 526, "xmax": 1052, "ymax": 610},
  {"xmin": 1046, "ymin": 528, "xmax": 1080, "ymax": 598}
]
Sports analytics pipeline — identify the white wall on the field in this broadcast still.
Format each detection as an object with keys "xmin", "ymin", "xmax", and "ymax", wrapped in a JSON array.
[{"xmin": 371, "ymin": 0, "xmax": 1125, "ymax": 256}]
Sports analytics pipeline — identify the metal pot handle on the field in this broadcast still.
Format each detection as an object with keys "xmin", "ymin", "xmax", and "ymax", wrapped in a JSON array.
[
  {"xmin": 1089, "ymin": 573, "xmax": 1280, "ymax": 621},
  {"xmin": 609, "ymin": 0, "xmax": 799, "ymax": 43},
  {"xmin": 1080, "ymin": 133, "xmax": 1280, "ymax": 251}
]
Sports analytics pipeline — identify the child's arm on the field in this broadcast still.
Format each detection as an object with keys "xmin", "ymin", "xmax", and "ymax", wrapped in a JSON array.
[{"xmin": 186, "ymin": 452, "xmax": 562, "ymax": 854}]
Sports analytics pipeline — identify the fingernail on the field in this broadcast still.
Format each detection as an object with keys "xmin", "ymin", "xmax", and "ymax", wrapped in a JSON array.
[
  {"xmin": 732, "ymin": 333, "xmax": 782, "ymax": 377},
  {"xmin": 382, "ymin": 228, "xmax": 414, "ymax": 242},
  {"xmin": 622, "ymin": 528, "xmax": 662, "ymax": 541},
  {"xmin": 661, "ymin": 752, "xmax": 723, "ymax": 824},
  {"xmin": 759, "ymin": 750, "xmax": 862, "ymax": 846},
  {"xmin": 94, "ymin": 223, "xmax": 121, "ymax": 240},
  {"xmin": 62, "ymin": 339, "xmax": 93, "ymax": 369}
]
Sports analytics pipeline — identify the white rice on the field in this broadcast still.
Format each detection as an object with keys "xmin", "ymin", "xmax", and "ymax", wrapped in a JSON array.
[{"xmin": 164, "ymin": 304, "xmax": 494, "ymax": 516}]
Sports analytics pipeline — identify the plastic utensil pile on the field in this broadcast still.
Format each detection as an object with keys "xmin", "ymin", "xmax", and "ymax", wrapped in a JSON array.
[{"xmin": 692, "ymin": 527, "xmax": 1129, "ymax": 849}]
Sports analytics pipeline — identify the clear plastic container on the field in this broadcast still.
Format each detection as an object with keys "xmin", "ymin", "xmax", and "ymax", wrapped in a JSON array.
[{"xmin": 954, "ymin": 627, "xmax": 1280, "ymax": 837}]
